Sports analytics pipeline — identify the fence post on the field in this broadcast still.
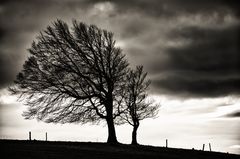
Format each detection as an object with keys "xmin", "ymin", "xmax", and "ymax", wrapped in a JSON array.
[
  {"xmin": 45, "ymin": 132, "xmax": 47, "ymax": 141},
  {"xmin": 29, "ymin": 131, "xmax": 31, "ymax": 141},
  {"xmin": 202, "ymin": 144, "xmax": 205, "ymax": 151},
  {"xmin": 166, "ymin": 139, "xmax": 168, "ymax": 148},
  {"xmin": 209, "ymin": 143, "xmax": 212, "ymax": 151}
]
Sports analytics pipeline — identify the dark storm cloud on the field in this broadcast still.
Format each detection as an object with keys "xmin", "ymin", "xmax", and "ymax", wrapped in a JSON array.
[
  {"xmin": 0, "ymin": 54, "xmax": 20, "ymax": 89},
  {"xmin": 167, "ymin": 25, "xmax": 240, "ymax": 73},
  {"xmin": 151, "ymin": 24, "xmax": 240, "ymax": 97},
  {"xmin": 112, "ymin": 0, "xmax": 240, "ymax": 18},
  {"xmin": 0, "ymin": 0, "xmax": 93, "ymax": 89},
  {"xmin": 0, "ymin": 0, "xmax": 239, "ymax": 97},
  {"xmin": 225, "ymin": 111, "xmax": 240, "ymax": 118}
]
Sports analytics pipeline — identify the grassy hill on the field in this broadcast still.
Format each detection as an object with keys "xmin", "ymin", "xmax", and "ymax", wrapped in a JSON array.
[{"xmin": 0, "ymin": 140, "xmax": 239, "ymax": 159}]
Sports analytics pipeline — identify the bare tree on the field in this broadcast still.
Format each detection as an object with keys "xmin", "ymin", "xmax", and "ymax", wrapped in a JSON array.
[
  {"xmin": 119, "ymin": 66, "xmax": 159, "ymax": 145},
  {"xmin": 9, "ymin": 20, "xmax": 129, "ymax": 144}
]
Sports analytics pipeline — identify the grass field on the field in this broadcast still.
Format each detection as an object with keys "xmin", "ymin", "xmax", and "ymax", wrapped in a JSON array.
[{"xmin": 0, "ymin": 140, "xmax": 239, "ymax": 159}]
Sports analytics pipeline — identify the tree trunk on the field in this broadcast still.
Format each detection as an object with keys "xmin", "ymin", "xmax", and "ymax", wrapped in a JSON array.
[
  {"xmin": 106, "ymin": 116, "xmax": 118, "ymax": 144},
  {"xmin": 131, "ymin": 124, "xmax": 139, "ymax": 145},
  {"xmin": 105, "ymin": 96, "xmax": 118, "ymax": 144}
]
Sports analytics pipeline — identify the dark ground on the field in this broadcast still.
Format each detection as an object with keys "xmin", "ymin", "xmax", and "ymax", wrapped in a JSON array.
[{"xmin": 0, "ymin": 140, "xmax": 239, "ymax": 159}]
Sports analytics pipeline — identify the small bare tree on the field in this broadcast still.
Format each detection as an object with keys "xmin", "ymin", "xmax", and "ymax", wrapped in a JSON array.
[
  {"xmin": 119, "ymin": 66, "xmax": 159, "ymax": 145},
  {"xmin": 9, "ymin": 20, "xmax": 129, "ymax": 144}
]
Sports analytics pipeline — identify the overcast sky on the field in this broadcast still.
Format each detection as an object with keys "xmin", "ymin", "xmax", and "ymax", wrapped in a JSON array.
[{"xmin": 0, "ymin": 0, "xmax": 240, "ymax": 154}]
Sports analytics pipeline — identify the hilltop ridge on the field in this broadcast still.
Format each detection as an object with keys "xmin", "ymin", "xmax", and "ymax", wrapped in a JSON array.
[{"xmin": 0, "ymin": 140, "xmax": 239, "ymax": 159}]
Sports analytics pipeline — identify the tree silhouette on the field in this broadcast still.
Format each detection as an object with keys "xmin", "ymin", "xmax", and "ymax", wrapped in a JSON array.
[
  {"xmin": 9, "ymin": 20, "xmax": 129, "ymax": 144},
  {"xmin": 119, "ymin": 66, "xmax": 159, "ymax": 145}
]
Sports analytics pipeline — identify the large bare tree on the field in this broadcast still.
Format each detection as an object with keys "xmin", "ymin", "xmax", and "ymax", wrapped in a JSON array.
[
  {"xmin": 9, "ymin": 20, "xmax": 129, "ymax": 143},
  {"xmin": 119, "ymin": 66, "xmax": 159, "ymax": 145}
]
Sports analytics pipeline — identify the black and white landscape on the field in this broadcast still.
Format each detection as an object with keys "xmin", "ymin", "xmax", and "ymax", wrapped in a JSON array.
[{"xmin": 0, "ymin": 0, "xmax": 240, "ymax": 155}]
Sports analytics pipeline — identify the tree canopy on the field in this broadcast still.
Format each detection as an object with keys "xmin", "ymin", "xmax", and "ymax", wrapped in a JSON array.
[
  {"xmin": 9, "ymin": 19, "xmax": 159, "ymax": 144},
  {"xmin": 9, "ymin": 20, "xmax": 129, "ymax": 143},
  {"xmin": 119, "ymin": 66, "xmax": 159, "ymax": 144}
]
